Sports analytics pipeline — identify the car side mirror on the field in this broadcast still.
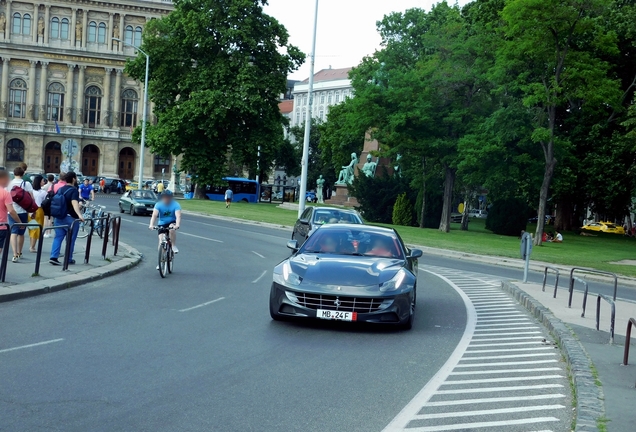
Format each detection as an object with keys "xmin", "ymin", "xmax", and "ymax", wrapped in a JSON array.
[
  {"xmin": 299, "ymin": 219, "xmax": 309, "ymax": 225},
  {"xmin": 287, "ymin": 240, "xmax": 299, "ymax": 251},
  {"xmin": 409, "ymin": 249, "xmax": 423, "ymax": 259}
]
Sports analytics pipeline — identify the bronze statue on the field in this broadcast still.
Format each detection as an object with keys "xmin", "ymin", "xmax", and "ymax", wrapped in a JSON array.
[
  {"xmin": 316, "ymin": 175, "xmax": 325, "ymax": 203},
  {"xmin": 361, "ymin": 154, "xmax": 377, "ymax": 177},
  {"xmin": 336, "ymin": 152, "xmax": 358, "ymax": 185}
]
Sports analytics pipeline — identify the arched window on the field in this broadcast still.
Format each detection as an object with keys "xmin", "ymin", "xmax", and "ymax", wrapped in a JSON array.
[
  {"xmin": 84, "ymin": 86, "xmax": 102, "ymax": 128},
  {"xmin": 124, "ymin": 25, "xmax": 133, "ymax": 46},
  {"xmin": 12, "ymin": 13, "xmax": 21, "ymax": 34},
  {"xmin": 22, "ymin": 14, "xmax": 31, "ymax": 35},
  {"xmin": 320, "ymin": 93, "xmax": 325, "ymax": 104},
  {"xmin": 60, "ymin": 18, "xmax": 69, "ymax": 40},
  {"xmin": 120, "ymin": 89, "xmax": 138, "ymax": 127},
  {"xmin": 134, "ymin": 26, "xmax": 142, "ymax": 47},
  {"xmin": 47, "ymin": 82, "xmax": 65, "ymax": 121},
  {"xmin": 50, "ymin": 17, "xmax": 59, "ymax": 39},
  {"xmin": 98, "ymin": 22, "xmax": 106, "ymax": 44},
  {"xmin": 9, "ymin": 79, "xmax": 27, "ymax": 118},
  {"xmin": 88, "ymin": 21, "xmax": 97, "ymax": 42},
  {"xmin": 6, "ymin": 139, "xmax": 25, "ymax": 162}
]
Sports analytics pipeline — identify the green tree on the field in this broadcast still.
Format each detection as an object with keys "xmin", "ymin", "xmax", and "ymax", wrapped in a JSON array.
[
  {"xmin": 125, "ymin": 0, "xmax": 304, "ymax": 189},
  {"xmin": 392, "ymin": 193, "xmax": 414, "ymax": 226},
  {"xmin": 288, "ymin": 118, "xmax": 336, "ymax": 192}
]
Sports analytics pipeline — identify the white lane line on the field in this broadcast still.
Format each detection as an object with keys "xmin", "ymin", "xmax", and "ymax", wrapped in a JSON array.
[
  {"xmin": 424, "ymin": 393, "xmax": 566, "ymax": 407},
  {"xmin": 469, "ymin": 336, "xmax": 545, "ymax": 342},
  {"xmin": 405, "ymin": 416, "xmax": 560, "ymax": 431},
  {"xmin": 251, "ymin": 251, "xmax": 265, "ymax": 259},
  {"xmin": 436, "ymin": 384, "xmax": 563, "ymax": 395},
  {"xmin": 450, "ymin": 367, "xmax": 562, "ymax": 375},
  {"xmin": 474, "ymin": 327, "xmax": 540, "ymax": 332},
  {"xmin": 456, "ymin": 360, "xmax": 558, "ymax": 367},
  {"xmin": 0, "ymin": 338, "xmax": 64, "ymax": 354},
  {"xmin": 463, "ymin": 353, "xmax": 557, "ymax": 360},
  {"xmin": 465, "ymin": 347, "xmax": 555, "ymax": 354},
  {"xmin": 413, "ymin": 404, "xmax": 565, "ymax": 420},
  {"xmin": 186, "ymin": 219, "xmax": 288, "ymax": 240},
  {"xmin": 469, "ymin": 341, "xmax": 541, "ymax": 347},
  {"xmin": 475, "ymin": 312, "xmax": 523, "ymax": 316},
  {"xmin": 252, "ymin": 270, "xmax": 268, "ymax": 284},
  {"xmin": 382, "ymin": 269, "xmax": 476, "ymax": 432},
  {"xmin": 476, "ymin": 322, "xmax": 534, "ymax": 327},
  {"xmin": 443, "ymin": 375, "xmax": 563, "ymax": 385},
  {"xmin": 180, "ymin": 232, "xmax": 223, "ymax": 243},
  {"xmin": 472, "ymin": 331, "xmax": 543, "ymax": 337},
  {"xmin": 476, "ymin": 318, "xmax": 530, "ymax": 323},
  {"xmin": 178, "ymin": 297, "xmax": 225, "ymax": 312}
]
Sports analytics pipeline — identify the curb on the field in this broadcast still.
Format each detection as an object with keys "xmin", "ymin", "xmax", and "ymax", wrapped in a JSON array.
[
  {"xmin": 0, "ymin": 242, "xmax": 143, "ymax": 303},
  {"xmin": 501, "ymin": 280, "xmax": 605, "ymax": 432}
]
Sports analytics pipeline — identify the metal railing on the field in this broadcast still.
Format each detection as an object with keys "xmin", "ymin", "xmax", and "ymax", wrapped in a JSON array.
[
  {"xmin": 110, "ymin": 216, "xmax": 122, "ymax": 256},
  {"xmin": 569, "ymin": 267, "xmax": 618, "ymax": 301},
  {"xmin": 0, "ymin": 222, "xmax": 10, "ymax": 282},
  {"xmin": 569, "ymin": 276, "xmax": 589, "ymax": 314},
  {"xmin": 542, "ymin": 266, "xmax": 560, "ymax": 298},
  {"xmin": 34, "ymin": 225, "xmax": 69, "ymax": 276},
  {"xmin": 622, "ymin": 318, "xmax": 636, "ymax": 372},
  {"xmin": 596, "ymin": 294, "xmax": 615, "ymax": 344},
  {"xmin": 85, "ymin": 215, "xmax": 109, "ymax": 263},
  {"xmin": 101, "ymin": 214, "xmax": 112, "ymax": 259}
]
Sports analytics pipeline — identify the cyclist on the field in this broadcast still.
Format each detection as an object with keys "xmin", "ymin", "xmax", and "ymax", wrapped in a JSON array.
[
  {"xmin": 149, "ymin": 190, "xmax": 181, "ymax": 261},
  {"xmin": 79, "ymin": 178, "xmax": 95, "ymax": 203}
]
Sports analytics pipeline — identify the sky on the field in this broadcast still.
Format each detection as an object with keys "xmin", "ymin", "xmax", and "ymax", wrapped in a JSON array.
[{"xmin": 263, "ymin": 0, "xmax": 471, "ymax": 80}]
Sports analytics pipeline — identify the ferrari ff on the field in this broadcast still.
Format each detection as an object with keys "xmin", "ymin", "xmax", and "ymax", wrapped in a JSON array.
[{"xmin": 269, "ymin": 224, "xmax": 422, "ymax": 329}]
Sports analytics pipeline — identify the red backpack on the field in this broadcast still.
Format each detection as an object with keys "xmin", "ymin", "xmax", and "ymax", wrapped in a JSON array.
[{"xmin": 10, "ymin": 181, "xmax": 38, "ymax": 213}]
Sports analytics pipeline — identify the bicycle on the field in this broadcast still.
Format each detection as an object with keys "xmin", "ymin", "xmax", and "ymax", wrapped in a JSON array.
[
  {"xmin": 77, "ymin": 204, "xmax": 111, "ymax": 239},
  {"xmin": 153, "ymin": 225, "xmax": 176, "ymax": 278}
]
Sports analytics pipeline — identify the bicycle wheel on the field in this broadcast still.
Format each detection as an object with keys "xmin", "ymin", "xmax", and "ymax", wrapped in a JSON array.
[
  {"xmin": 158, "ymin": 245, "xmax": 168, "ymax": 278},
  {"xmin": 167, "ymin": 245, "xmax": 173, "ymax": 274},
  {"xmin": 77, "ymin": 220, "xmax": 90, "ymax": 238}
]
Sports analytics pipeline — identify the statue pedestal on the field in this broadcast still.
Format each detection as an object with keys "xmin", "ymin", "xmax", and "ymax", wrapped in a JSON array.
[{"xmin": 329, "ymin": 184, "xmax": 359, "ymax": 207}]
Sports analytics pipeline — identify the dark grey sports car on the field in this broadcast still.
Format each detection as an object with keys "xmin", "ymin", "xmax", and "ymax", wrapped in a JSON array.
[{"xmin": 269, "ymin": 224, "xmax": 422, "ymax": 329}]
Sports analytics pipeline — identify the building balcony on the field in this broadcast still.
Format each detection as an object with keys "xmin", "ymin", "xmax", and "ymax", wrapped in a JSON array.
[{"xmin": 0, "ymin": 116, "xmax": 134, "ymax": 141}]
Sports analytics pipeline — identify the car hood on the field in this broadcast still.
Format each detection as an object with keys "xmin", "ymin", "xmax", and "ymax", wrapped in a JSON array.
[{"xmin": 289, "ymin": 254, "xmax": 404, "ymax": 287}]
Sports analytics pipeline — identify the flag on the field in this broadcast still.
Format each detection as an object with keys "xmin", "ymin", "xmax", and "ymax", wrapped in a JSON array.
[{"xmin": 54, "ymin": 120, "xmax": 61, "ymax": 134}]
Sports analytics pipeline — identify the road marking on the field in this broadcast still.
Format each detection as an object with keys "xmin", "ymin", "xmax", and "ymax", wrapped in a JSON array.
[
  {"xmin": 457, "ymin": 360, "xmax": 558, "ymax": 367},
  {"xmin": 475, "ymin": 322, "xmax": 532, "ymax": 327},
  {"xmin": 252, "ymin": 270, "xmax": 268, "ymax": 284},
  {"xmin": 474, "ymin": 327, "xmax": 540, "ymax": 332},
  {"xmin": 472, "ymin": 331, "xmax": 543, "ymax": 336},
  {"xmin": 475, "ymin": 312, "xmax": 525, "ymax": 317},
  {"xmin": 413, "ymin": 404, "xmax": 565, "ymax": 420},
  {"xmin": 468, "ymin": 341, "xmax": 541, "ymax": 347},
  {"xmin": 469, "ymin": 336, "xmax": 545, "ymax": 342},
  {"xmin": 405, "ymin": 417, "xmax": 560, "ymax": 431},
  {"xmin": 252, "ymin": 251, "xmax": 265, "ymax": 259},
  {"xmin": 463, "ymin": 353, "xmax": 557, "ymax": 359},
  {"xmin": 180, "ymin": 232, "xmax": 223, "ymax": 243},
  {"xmin": 0, "ymin": 338, "xmax": 64, "ymax": 354},
  {"xmin": 178, "ymin": 297, "xmax": 225, "ymax": 312},
  {"xmin": 436, "ymin": 384, "xmax": 563, "ymax": 394},
  {"xmin": 465, "ymin": 347, "xmax": 555, "ymax": 353},
  {"xmin": 450, "ymin": 367, "xmax": 562, "ymax": 375},
  {"xmin": 443, "ymin": 375, "xmax": 563, "ymax": 385},
  {"xmin": 423, "ymin": 393, "xmax": 566, "ymax": 407},
  {"xmin": 186, "ymin": 219, "xmax": 288, "ymax": 240}
]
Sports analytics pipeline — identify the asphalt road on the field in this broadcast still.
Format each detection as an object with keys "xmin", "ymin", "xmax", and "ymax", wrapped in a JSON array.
[{"xmin": 0, "ymin": 196, "xmax": 470, "ymax": 432}]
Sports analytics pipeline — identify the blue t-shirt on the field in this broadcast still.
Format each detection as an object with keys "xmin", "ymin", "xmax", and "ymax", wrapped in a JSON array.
[
  {"xmin": 79, "ymin": 183, "xmax": 93, "ymax": 199},
  {"xmin": 154, "ymin": 200, "xmax": 181, "ymax": 225}
]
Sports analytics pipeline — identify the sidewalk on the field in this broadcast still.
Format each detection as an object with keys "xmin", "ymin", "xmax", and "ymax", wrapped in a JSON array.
[
  {"xmin": 504, "ymin": 280, "xmax": 636, "ymax": 432},
  {"xmin": 0, "ymin": 231, "xmax": 142, "ymax": 302}
]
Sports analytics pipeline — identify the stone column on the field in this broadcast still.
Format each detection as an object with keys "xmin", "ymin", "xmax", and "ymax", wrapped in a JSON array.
[
  {"xmin": 43, "ymin": 4, "xmax": 49, "ymax": 45},
  {"xmin": 31, "ymin": 4, "xmax": 38, "ymax": 42},
  {"xmin": 118, "ymin": 13, "xmax": 125, "ymax": 52},
  {"xmin": 102, "ymin": 68, "xmax": 112, "ymax": 127},
  {"xmin": 5, "ymin": 1, "xmax": 11, "ymax": 43},
  {"xmin": 0, "ymin": 58, "xmax": 9, "ymax": 117},
  {"xmin": 38, "ymin": 61, "xmax": 48, "ymax": 121},
  {"xmin": 65, "ymin": 64, "xmax": 74, "ymax": 124},
  {"xmin": 27, "ymin": 60, "xmax": 37, "ymax": 121},
  {"xmin": 80, "ymin": 9, "xmax": 87, "ymax": 49},
  {"xmin": 70, "ymin": 8, "xmax": 77, "ymax": 47},
  {"xmin": 107, "ymin": 13, "xmax": 114, "ymax": 51},
  {"xmin": 113, "ymin": 68, "xmax": 122, "ymax": 127},
  {"xmin": 77, "ymin": 65, "xmax": 85, "ymax": 124}
]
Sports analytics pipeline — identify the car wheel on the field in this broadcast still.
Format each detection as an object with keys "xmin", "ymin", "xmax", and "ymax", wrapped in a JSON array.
[
  {"xmin": 401, "ymin": 288, "xmax": 416, "ymax": 330},
  {"xmin": 119, "ymin": 204, "xmax": 124, "ymax": 213},
  {"xmin": 130, "ymin": 205, "xmax": 135, "ymax": 216}
]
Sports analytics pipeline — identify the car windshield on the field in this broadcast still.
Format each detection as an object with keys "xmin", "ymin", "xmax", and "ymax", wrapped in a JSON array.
[
  {"xmin": 312, "ymin": 210, "xmax": 360, "ymax": 225},
  {"xmin": 300, "ymin": 227, "xmax": 403, "ymax": 259},
  {"xmin": 132, "ymin": 191, "xmax": 157, "ymax": 200},
  {"xmin": 606, "ymin": 224, "xmax": 617, "ymax": 229}
]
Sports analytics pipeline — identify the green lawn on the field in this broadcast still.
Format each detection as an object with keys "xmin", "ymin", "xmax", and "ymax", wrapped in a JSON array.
[{"xmin": 179, "ymin": 199, "xmax": 636, "ymax": 277}]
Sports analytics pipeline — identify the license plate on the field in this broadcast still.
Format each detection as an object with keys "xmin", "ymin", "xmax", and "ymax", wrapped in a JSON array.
[{"xmin": 316, "ymin": 309, "xmax": 357, "ymax": 321}]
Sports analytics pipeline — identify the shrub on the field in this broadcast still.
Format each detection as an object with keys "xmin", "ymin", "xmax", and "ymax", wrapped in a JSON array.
[
  {"xmin": 392, "ymin": 193, "xmax": 414, "ymax": 226},
  {"xmin": 485, "ymin": 198, "xmax": 530, "ymax": 236},
  {"xmin": 349, "ymin": 171, "xmax": 411, "ymax": 223}
]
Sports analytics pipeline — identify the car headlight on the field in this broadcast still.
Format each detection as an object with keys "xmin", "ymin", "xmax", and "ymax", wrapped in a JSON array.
[
  {"xmin": 281, "ymin": 261, "xmax": 302, "ymax": 286},
  {"xmin": 379, "ymin": 269, "xmax": 407, "ymax": 292}
]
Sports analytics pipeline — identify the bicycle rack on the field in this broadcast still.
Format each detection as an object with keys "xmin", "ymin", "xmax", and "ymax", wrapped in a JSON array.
[
  {"xmin": 101, "ymin": 214, "xmax": 111, "ymax": 260},
  {"xmin": 622, "ymin": 319, "xmax": 636, "ymax": 387},
  {"xmin": 542, "ymin": 266, "xmax": 560, "ymax": 298},
  {"xmin": 596, "ymin": 294, "xmax": 615, "ymax": 345},
  {"xmin": 576, "ymin": 277, "xmax": 590, "ymax": 317},
  {"xmin": 569, "ymin": 267, "xmax": 618, "ymax": 301},
  {"xmin": 0, "ymin": 222, "xmax": 10, "ymax": 282},
  {"xmin": 110, "ymin": 216, "xmax": 122, "ymax": 256},
  {"xmin": 34, "ymin": 225, "xmax": 69, "ymax": 276}
]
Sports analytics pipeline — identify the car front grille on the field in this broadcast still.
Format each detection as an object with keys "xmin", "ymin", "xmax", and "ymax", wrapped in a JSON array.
[{"xmin": 288, "ymin": 291, "xmax": 390, "ymax": 313}]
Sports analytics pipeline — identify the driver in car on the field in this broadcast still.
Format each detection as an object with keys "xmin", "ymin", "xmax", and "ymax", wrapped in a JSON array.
[
  {"xmin": 318, "ymin": 235, "xmax": 338, "ymax": 253},
  {"xmin": 367, "ymin": 236, "xmax": 394, "ymax": 258}
]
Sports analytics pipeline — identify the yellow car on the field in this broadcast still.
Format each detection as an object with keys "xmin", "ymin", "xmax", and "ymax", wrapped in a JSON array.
[
  {"xmin": 581, "ymin": 221, "xmax": 625, "ymax": 235},
  {"xmin": 126, "ymin": 182, "xmax": 138, "ymax": 191}
]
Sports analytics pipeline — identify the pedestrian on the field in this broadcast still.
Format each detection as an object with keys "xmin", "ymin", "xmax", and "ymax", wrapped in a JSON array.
[
  {"xmin": 79, "ymin": 178, "xmax": 95, "ymax": 203},
  {"xmin": 49, "ymin": 172, "xmax": 84, "ymax": 266},
  {"xmin": 0, "ymin": 170, "xmax": 20, "ymax": 254},
  {"xmin": 553, "ymin": 231, "xmax": 563, "ymax": 243},
  {"xmin": 224, "ymin": 187, "xmax": 233, "ymax": 208},
  {"xmin": 53, "ymin": 172, "xmax": 67, "ymax": 192},
  {"xmin": 28, "ymin": 175, "xmax": 47, "ymax": 253},
  {"xmin": 156, "ymin": 180, "xmax": 164, "ymax": 194},
  {"xmin": 7, "ymin": 166, "xmax": 34, "ymax": 262},
  {"xmin": 19, "ymin": 162, "xmax": 30, "ymax": 183},
  {"xmin": 43, "ymin": 174, "xmax": 55, "ymax": 237},
  {"xmin": 99, "ymin": 177, "xmax": 105, "ymax": 192}
]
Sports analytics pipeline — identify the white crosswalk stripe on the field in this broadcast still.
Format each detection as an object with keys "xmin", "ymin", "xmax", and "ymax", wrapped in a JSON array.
[{"xmin": 382, "ymin": 266, "xmax": 570, "ymax": 432}]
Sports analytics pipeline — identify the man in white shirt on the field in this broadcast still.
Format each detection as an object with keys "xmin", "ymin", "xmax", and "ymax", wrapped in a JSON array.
[
  {"xmin": 554, "ymin": 231, "xmax": 563, "ymax": 243},
  {"xmin": 7, "ymin": 166, "xmax": 33, "ymax": 262}
]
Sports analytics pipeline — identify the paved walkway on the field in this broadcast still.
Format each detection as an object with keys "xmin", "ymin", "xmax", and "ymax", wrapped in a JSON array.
[
  {"xmin": 0, "ymin": 230, "xmax": 141, "ymax": 301},
  {"xmin": 513, "ymin": 281, "xmax": 636, "ymax": 431}
]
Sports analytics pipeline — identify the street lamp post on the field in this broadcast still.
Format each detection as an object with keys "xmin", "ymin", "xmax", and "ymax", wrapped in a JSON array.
[
  {"xmin": 297, "ymin": 0, "xmax": 319, "ymax": 217},
  {"xmin": 113, "ymin": 37, "xmax": 149, "ymax": 190}
]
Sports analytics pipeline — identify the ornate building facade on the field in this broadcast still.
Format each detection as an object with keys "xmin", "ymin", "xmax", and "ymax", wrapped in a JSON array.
[{"xmin": 0, "ymin": 0, "xmax": 173, "ymax": 179}]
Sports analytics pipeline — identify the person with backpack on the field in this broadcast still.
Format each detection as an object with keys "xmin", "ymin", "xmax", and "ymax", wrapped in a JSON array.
[
  {"xmin": 28, "ymin": 175, "xmax": 47, "ymax": 253},
  {"xmin": 49, "ymin": 172, "xmax": 84, "ymax": 266},
  {"xmin": 7, "ymin": 166, "xmax": 35, "ymax": 262},
  {"xmin": 0, "ymin": 170, "xmax": 21, "ymax": 255}
]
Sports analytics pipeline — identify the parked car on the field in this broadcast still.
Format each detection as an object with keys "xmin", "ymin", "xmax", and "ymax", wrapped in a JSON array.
[
  {"xmin": 450, "ymin": 213, "xmax": 463, "ymax": 223},
  {"xmin": 291, "ymin": 207, "xmax": 363, "ymax": 245},
  {"xmin": 102, "ymin": 178, "xmax": 126, "ymax": 194},
  {"xmin": 118, "ymin": 190, "xmax": 159, "ymax": 215},
  {"xmin": 270, "ymin": 224, "xmax": 422, "ymax": 329},
  {"xmin": 581, "ymin": 221, "xmax": 625, "ymax": 235},
  {"xmin": 468, "ymin": 209, "xmax": 488, "ymax": 219}
]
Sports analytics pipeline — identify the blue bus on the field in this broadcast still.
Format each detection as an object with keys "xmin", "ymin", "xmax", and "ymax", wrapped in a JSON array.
[{"xmin": 206, "ymin": 177, "xmax": 259, "ymax": 203}]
